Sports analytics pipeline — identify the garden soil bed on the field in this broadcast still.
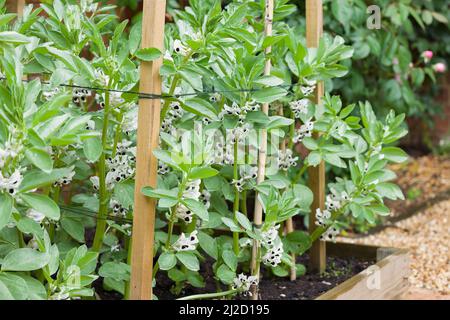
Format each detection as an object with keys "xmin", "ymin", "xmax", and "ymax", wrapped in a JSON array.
[{"xmin": 150, "ymin": 254, "xmax": 374, "ymax": 301}]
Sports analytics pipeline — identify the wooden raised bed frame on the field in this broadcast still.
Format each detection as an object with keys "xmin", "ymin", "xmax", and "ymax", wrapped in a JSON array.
[{"xmin": 316, "ymin": 242, "xmax": 410, "ymax": 300}]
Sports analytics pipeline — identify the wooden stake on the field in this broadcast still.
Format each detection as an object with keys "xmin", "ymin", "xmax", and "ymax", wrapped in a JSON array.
[
  {"xmin": 251, "ymin": 0, "xmax": 274, "ymax": 300},
  {"xmin": 306, "ymin": 0, "xmax": 326, "ymax": 274},
  {"xmin": 6, "ymin": 0, "xmax": 25, "ymax": 16},
  {"xmin": 129, "ymin": 0, "xmax": 166, "ymax": 300}
]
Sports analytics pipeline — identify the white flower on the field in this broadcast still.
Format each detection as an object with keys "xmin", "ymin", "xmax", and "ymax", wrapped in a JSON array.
[
  {"xmin": 243, "ymin": 100, "xmax": 260, "ymax": 112},
  {"xmin": 54, "ymin": 170, "xmax": 76, "ymax": 187},
  {"xmin": 158, "ymin": 162, "xmax": 170, "ymax": 175},
  {"xmin": 169, "ymin": 101, "xmax": 184, "ymax": 119},
  {"xmin": 262, "ymin": 242, "xmax": 284, "ymax": 267},
  {"xmin": 232, "ymin": 178, "xmax": 245, "ymax": 192},
  {"xmin": 110, "ymin": 244, "xmax": 121, "ymax": 253},
  {"xmin": 183, "ymin": 179, "xmax": 201, "ymax": 200},
  {"xmin": 173, "ymin": 39, "xmax": 189, "ymax": 56},
  {"xmin": 325, "ymin": 194, "xmax": 341, "ymax": 212},
  {"xmin": 315, "ymin": 208, "xmax": 331, "ymax": 227},
  {"xmin": 199, "ymin": 190, "xmax": 211, "ymax": 209},
  {"xmin": 0, "ymin": 169, "xmax": 23, "ymax": 196},
  {"xmin": 43, "ymin": 87, "xmax": 60, "ymax": 100},
  {"xmin": 176, "ymin": 204, "xmax": 193, "ymax": 224},
  {"xmin": 163, "ymin": 50, "xmax": 174, "ymax": 62},
  {"xmin": 240, "ymin": 166, "xmax": 258, "ymax": 180},
  {"xmin": 85, "ymin": 120, "xmax": 96, "ymax": 131},
  {"xmin": 293, "ymin": 120, "xmax": 314, "ymax": 143},
  {"xmin": 209, "ymin": 93, "xmax": 221, "ymax": 103},
  {"xmin": 289, "ymin": 99, "xmax": 310, "ymax": 117},
  {"xmin": 232, "ymin": 274, "xmax": 258, "ymax": 294},
  {"xmin": 261, "ymin": 224, "xmax": 280, "ymax": 248},
  {"xmin": 90, "ymin": 176, "xmax": 100, "ymax": 191},
  {"xmin": 277, "ymin": 149, "xmax": 298, "ymax": 171},
  {"xmin": 320, "ymin": 226, "xmax": 339, "ymax": 242},
  {"xmin": 72, "ymin": 88, "xmax": 91, "ymax": 104},
  {"xmin": 172, "ymin": 230, "xmax": 199, "ymax": 251},
  {"xmin": 239, "ymin": 238, "xmax": 253, "ymax": 247},
  {"xmin": 26, "ymin": 209, "xmax": 46, "ymax": 223},
  {"xmin": 110, "ymin": 200, "xmax": 127, "ymax": 217}
]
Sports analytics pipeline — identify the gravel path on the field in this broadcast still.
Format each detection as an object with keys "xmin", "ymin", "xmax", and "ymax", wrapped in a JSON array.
[{"xmin": 338, "ymin": 199, "xmax": 450, "ymax": 297}]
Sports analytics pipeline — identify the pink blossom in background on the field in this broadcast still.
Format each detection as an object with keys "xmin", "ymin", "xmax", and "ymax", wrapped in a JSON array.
[
  {"xmin": 422, "ymin": 50, "xmax": 433, "ymax": 60},
  {"xmin": 433, "ymin": 63, "xmax": 447, "ymax": 73}
]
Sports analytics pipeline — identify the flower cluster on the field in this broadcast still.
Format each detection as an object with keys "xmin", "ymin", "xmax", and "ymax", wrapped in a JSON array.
[
  {"xmin": 176, "ymin": 204, "xmax": 193, "ymax": 224},
  {"xmin": 232, "ymin": 166, "xmax": 257, "ymax": 192},
  {"xmin": 72, "ymin": 88, "xmax": 91, "ymax": 104},
  {"xmin": 199, "ymin": 190, "xmax": 211, "ymax": 209},
  {"xmin": 53, "ymin": 170, "xmax": 76, "ymax": 187},
  {"xmin": 277, "ymin": 149, "xmax": 298, "ymax": 171},
  {"xmin": 0, "ymin": 169, "xmax": 23, "ymax": 196},
  {"xmin": 261, "ymin": 224, "xmax": 284, "ymax": 267},
  {"xmin": 320, "ymin": 225, "xmax": 340, "ymax": 242},
  {"xmin": 161, "ymin": 101, "xmax": 184, "ymax": 136},
  {"xmin": 0, "ymin": 127, "xmax": 23, "ymax": 167},
  {"xmin": 110, "ymin": 200, "xmax": 128, "ymax": 218},
  {"xmin": 183, "ymin": 179, "xmax": 201, "ymax": 200},
  {"xmin": 232, "ymin": 273, "xmax": 258, "ymax": 296},
  {"xmin": 292, "ymin": 120, "xmax": 314, "ymax": 143},
  {"xmin": 157, "ymin": 162, "xmax": 170, "ymax": 175},
  {"xmin": 289, "ymin": 98, "xmax": 310, "ymax": 118},
  {"xmin": 90, "ymin": 140, "xmax": 136, "ymax": 190},
  {"xmin": 172, "ymin": 230, "xmax": 199, "ymax": 251}
]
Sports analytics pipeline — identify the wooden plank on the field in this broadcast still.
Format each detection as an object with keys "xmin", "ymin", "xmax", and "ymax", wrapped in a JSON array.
[
  {"xmin": 317, "ymin": 247, "xmax": 410, "ymax": 300},
  {"xmin": 129, "ymin": 0, "xmax": 166, "ymax": 300},
  {"xmin": 306, "ymin": 0, "xmax": 326, "ymax": 274}
]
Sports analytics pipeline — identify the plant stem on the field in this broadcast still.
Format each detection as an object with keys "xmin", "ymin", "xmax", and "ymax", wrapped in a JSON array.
[
  {"xmin": 293, "ymin": 163, "xmax": 308, "ymax": 185},
  {"xmin": 92, "ymin": 81, "xmax": 112, "ymax": 252},
  {"xmin": 177, "ymin": 289, "xmax": 238, "ymax": 300},
  {"xmin": 232, "ymin": 142, "xmax": 240, "ymax": 255}
]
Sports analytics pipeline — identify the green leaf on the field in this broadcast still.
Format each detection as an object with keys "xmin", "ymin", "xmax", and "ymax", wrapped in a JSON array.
[
  {"xmin": 0, "ymin": 273, "xmax": 28, "ymax": 300},
  {"xmin": 0, "ymin": 31, "xmax": 29, "ymax": 44},
  {"xmin": 141, "ymin": 187, "xmax": 177, "ymax": 200},
  {"xmin": 25, "ymin": 148, "xmax": 53, "ymax": 173},
  {"xmin": 19, "ymin": 193, "xmax": 60, "ymax": 221},
  {"xmin": 182, "ymin": 98, "xmax": 217, "ymax": 119},
  {"xmin": 189, "ymin": 167, "xmax": 219, "ymax": 180},
  {"xmin": 253, "ymin": 75, "xmax": 284, "ymax": 87},
  {"xmin": 307, "ymin": 151, "xmax": 322, "ymax": 166},
  {"xmin": 0, "ymin": 193, "xmax": 13, "ymax": 230},
  {"xmin": 176, "ymin": 252, "xmax": 199, "ymax": 271},
  {"xmin": 375, "ymin": 183, "xmax": 405, "ymax": 200},
  {"xmin": 216, "ymin": 264, "xmax": 235, "ymax": 284},
  {"xmin": 381, "ymin": 147, "xmax": 408, "ymax": 163},
  {"xmin": 135, "ymin": 47, "xmax": 162, "ymax": 61},
  {"xmin": 235, "ymin": 211, "xmax": 252, "ymax": 231},
  {"xmin": 158, "ymin": 252, "xmax": 177, "ymax": 270},
  {"xmin": 302, "ymin": 137, "xmax": 318, "ymax": 150},
  {"xmin": 222, "ymin": 250, "xmax": 238, "ymax": 271},
  {"xmin": 197, "ymin": 231, "xmax": 218, "ymax": 260},
  {"xmin": 98, "ymin": 262, "xmax": 130, "ymax": 282},
  {"xmin": 83, "ymin": 137, "xmax": 102, "ymax": 162},
  {"xmin": 60, "ymin": 217, "xmax": 85, "ymax": 243},
  {"xmin": 1, "ymin": 248, "xmax": 50, "ymax": 271},
  {"xmin": 182, "ymin": 198, "xmax": 209, "ymax": 221},
  {"xmin": 252, "ymin": 87, "xmax": 287, "ymax": 103},
  {"xmin": 19, "ymin": 168, "xmax": 73, "ymax": 192}
]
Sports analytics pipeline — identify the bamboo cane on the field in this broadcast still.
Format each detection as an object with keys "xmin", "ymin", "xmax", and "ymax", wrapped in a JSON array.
[
  {"xmin": 129, "ymin": 0, "xmax": 166, "ymax": 300},
  {"xmin": 250, "ymin": 0, "xmax": 274, "ymax": 300}
]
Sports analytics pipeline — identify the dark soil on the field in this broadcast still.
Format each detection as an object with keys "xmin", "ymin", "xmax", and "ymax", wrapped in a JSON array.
[{"xmin": 153, "ymin": 254, "xmax": 374, "ymax": 300}]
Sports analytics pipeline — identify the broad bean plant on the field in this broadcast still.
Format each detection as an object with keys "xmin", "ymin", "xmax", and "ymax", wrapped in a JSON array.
[{"xmin": 0, "ymin": 0, "xmax": 407, "ymax": 300}]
